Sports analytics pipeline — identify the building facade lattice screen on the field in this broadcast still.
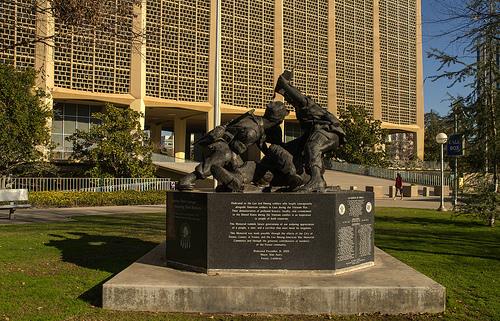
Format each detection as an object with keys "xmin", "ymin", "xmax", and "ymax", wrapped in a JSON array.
[
  {"xmin": 146, "ymin": 0, "xmax": 210, "ymax": 102},
  {"xmin": 0, "ymin": 0, "xmax": 421, "ymax": 129},
  {"xmin": 283, "ymin": 0, "xmax": 329, "ymax": 109},
  {"xmin": 379, "ymin": 0, "xmax": 417, "ymax": 125},
  {"xmin": 220, "ymin": 0, "xmax": 275, "ymax": 109},
  {"xmin": 0, "ymin": 0, "xmax": 36, "ymax": 70},
  {"xmin": 53, "ymin": 0, "xmax": 134, "ymax": 94},
  {"xmin": 334, "ymin": 0, "xmax": 374, "ymax": 116}
]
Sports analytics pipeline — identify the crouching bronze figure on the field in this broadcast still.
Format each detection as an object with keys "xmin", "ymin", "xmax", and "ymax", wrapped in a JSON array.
[{"xmin": 177, "ymin": 70, "xmax": 345, "ymax": 193}]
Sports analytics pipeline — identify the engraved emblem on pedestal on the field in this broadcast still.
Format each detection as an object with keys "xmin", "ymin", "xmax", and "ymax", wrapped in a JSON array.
[
  {"xmin": 179, "ymin": 223, "xmax": 192, "ymax": 249},
  {"xmin": 338, "ymin": 203, "xmax": 346, "ymax": 215},
  {"xmin": 365, "ymin": 202, "xmax": 372, "ymax": 213}
]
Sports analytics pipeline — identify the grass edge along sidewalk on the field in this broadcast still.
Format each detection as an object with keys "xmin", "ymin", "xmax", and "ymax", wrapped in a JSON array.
[{"xmin": 0, "ymin": 208, "xmax": 498, "ymax": 321}]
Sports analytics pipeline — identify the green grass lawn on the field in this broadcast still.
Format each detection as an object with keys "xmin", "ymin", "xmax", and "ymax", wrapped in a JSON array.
[{"xmin": 0, "ymin": 208, "xmax": 498, "ymax": 321}]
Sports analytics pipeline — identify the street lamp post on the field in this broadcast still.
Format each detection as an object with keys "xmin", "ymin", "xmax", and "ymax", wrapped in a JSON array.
[{"xmin": 436, "ymin": 133, "xmax": 448, "ymax": 211}]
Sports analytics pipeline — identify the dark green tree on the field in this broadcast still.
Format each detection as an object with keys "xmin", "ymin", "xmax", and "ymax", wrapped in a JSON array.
[
  {"xmin": 336, "ymin": 105, "xmax": 388, "ymax": 167},
  {"xmin": 0, "ymin": 64, "xmax": 53, "ymax": 176},
  {"xmin": 428, "ymin": 0, "xmax": 499, "ymax": 226},
  {"xmin": 67, "ymin": 104, "xmax": 155, "ymax": 178},
  {"xmin": 424, "ymin": 110, "xmax": 446, "ymax": 162}
]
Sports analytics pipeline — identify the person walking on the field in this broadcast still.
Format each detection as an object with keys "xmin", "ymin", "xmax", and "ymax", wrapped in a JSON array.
[{"xmin": 394, "ymin": 173, "xmax": 403, "ymax": 200}]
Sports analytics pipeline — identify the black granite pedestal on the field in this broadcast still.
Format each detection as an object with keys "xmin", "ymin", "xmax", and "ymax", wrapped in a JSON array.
[{"xmin": 166, "ymin": 190, "xmax": 375, "ymax": 274}]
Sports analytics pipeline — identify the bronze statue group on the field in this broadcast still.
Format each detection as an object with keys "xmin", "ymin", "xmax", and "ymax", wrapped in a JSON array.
[{"xmin": 178, "ymin": 70, "xmax": 346, "ymax": 193}]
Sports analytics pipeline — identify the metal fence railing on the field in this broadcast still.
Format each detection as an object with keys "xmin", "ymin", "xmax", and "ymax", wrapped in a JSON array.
[
  {"xmin": 2, "ymin": 177, "xmax": 175, "ymax": 192},
  {"xmin": 325, "ymin": 160, "xmax": 451, "ymax": 186},
  {"xmin": 152, "ymin": 152, "xmax": 197, "ymax": 163}
]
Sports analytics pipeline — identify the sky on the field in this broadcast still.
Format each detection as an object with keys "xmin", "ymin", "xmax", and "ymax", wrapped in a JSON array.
[{"xmin": 421, "ymin": 0, "xmax": 476, "ymax": 116}]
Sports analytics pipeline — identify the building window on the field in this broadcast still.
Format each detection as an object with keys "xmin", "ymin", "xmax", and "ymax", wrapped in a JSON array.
[
  {"xmin": 285, "ymin": 122, "xmax": 303, "ymax": 143},
  {"xmin": 51, "ymin": 102, "xmax": 102, "ymax": 159}
]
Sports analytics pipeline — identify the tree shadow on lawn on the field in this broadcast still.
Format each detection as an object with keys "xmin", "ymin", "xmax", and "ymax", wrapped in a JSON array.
[
  {"xmin": 376, "ymin": 244, "xmax": 500, "ymax": 261},
  {"xmin": 375, "ymin": 225, "xmax": 500, "ymax": 261},
  {"xmin": 376, "ymin": 215, "xmax": 487, "ymax": 228},
  {"xmin": 45, "ymin": 232, "xmax": 159, "ymax": 307}
]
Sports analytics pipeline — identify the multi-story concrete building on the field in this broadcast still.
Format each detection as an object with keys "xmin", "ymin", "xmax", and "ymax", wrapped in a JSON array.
[{"xmin": 0, "ymin": 0, "xmax": 424, "ymax": 160}]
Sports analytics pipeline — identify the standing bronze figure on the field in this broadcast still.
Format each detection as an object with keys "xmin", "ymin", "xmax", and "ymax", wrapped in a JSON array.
[
  {"xmin": 274, "ymin": 70, "xmax": 345, "ymax": 192},
  {"xmin": 177, "ymin": 70, "xmax": 345, "ymax": 193}
]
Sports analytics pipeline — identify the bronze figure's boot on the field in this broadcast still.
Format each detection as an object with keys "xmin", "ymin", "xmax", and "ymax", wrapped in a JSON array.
[
  {"xmin": 298, "ymin": 166, "xmax": 326, "ymax": 193},
  {"xmin": 286, "ymin": 173, "xmax": 303, "ymax": 191},
  {"xmin": 211, "ymin": 165, "xmax": 244, "ymax": 192},
  {"xmin": 274, "ymin": 70, "xmax": 307, "ymax": 108},
  {"xmin": 274, "ymin": 69, "xmax": 293, "ymax": 96},
  {"xmin": 177, "ymin": 172, "xmax": 197, "ymax": 190}
]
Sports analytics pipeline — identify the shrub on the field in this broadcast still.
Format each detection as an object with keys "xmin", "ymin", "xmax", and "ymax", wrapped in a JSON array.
[
  {"xmin": 29, "ymin": 190, "xmax": 166, "ymax": 208},
  {"xmin": 456, "ymin": 173, "xmax": 499, "ymax": 227}
]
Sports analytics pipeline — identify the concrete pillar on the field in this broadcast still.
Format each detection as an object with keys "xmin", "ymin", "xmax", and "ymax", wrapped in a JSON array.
[
  {"xmin": 416, "ymin": 0, "xmax": 425, "ymax": 160},
  {"xmin": 208, "ymin": 0, "xmax": 221, "ymax": 130},
  {"xmin": 174, "ymin": 117, "xmax": 187, "ymax": 159},
  {"xmin": 150, "ymin": 123, "xmax": 163, "ymax": 152},
  {"xmin": 35, "ymin": 0, "xmax": 54, "ymax": 98},
  {"xmin": 130, "ymin": 99, "xmax": 145, "ymax": 129},
  {"xmin": 327, "ymin": 0, "xmax": 337, "ymax": 116},
  {"xmin": 275, "ymin": 1, "xmax": 285, "ymax": 146},
  {"xmin": 415, "ymin": 127, "xmax": 424, "ymax": 161},
  {"xmin": 274, "ymin": 0, "xmax": 284, "ymax": 89},
  {"xmin": 372, "ymin": 0, "xmax": 382, "ymax": 121},
  {"xmin": 206, "ymin": 108, "xmax": 215, "ymax": 132},
  {"xmin": 35, "ymin": 0, "xmax": 54, "ymax": 159},
  {"xmin": 130, "ymin": 0, "xmax": 146, "ymax": 129}
]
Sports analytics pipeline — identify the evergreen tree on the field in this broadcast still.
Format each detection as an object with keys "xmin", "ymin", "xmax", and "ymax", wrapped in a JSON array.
[
  {"xmin": 67, "ymin": 104, "xmax": 155, "ymax": 178},
  {"xmin": 428, "ymin": 0, "xmax": 499, "ymax": 226},
  {"xmin": 424, "ymin": 110, "xmax": 446, "ymax": 162},
  {"xmin": 336, "ymin": 105, "xmax": 388, "ymax": 167},
  {"xmin": 0, "ymin": 64, "xmax": 53, "ymax": 176}
]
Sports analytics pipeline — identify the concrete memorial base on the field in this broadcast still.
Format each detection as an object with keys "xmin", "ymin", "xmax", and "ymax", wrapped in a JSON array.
[
  {"xmin": 165, "ymin": 190, "xmax": 375, "ymax": 273},
  {"xmin": 103, "ymin": 243, "xmax": 446, "ymax": 315}
]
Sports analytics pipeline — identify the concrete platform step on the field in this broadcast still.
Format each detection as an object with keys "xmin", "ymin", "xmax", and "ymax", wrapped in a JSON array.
[{"xmin": 103, "ymin": 243, "xmax": 445, "ymax": 315}]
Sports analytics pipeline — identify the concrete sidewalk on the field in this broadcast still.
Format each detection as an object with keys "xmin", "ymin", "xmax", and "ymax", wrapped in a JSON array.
[
  {"xmin": 376, "ymin": 196, "xmax": 452, "ymax": 210},
  {"xmin": 0, "ymin": 196, "xmax": 453, "ymax": 226},
  {"xmin": 0, "ymin": 205, "xmax": 165, "ymax": 225}
]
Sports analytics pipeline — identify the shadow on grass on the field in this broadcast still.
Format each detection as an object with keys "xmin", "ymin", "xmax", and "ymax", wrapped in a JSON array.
[
  {"xmin": 375, "ymin": 214, "xmax": 500, "ymax": 261},
  {"xmin": 377, "ymin": 245, "xmax": 500, "ymax": 261},
  {"xmin": 45, "ymin": 232, "xmax": 159, "ymax": 307},
  {"xmin": 376, "ymin": 215, "xmax": 486, "ymax": 228}
]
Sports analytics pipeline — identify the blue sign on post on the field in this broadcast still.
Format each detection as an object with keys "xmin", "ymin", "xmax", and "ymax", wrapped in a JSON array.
[{"xmin": 447, "ymin": 133, "xmax": 464, "ymax": 157}]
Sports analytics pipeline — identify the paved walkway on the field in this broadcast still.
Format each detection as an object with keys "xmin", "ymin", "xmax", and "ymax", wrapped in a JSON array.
[
  {"xmin": 157, "ymin": 161, "xmax": 407, "ymax": 190},
  {"xmin": 0, "ymin": 198, "xmax": 453, "ymax": 226},
  {"xmin": 0, "ymin": 205, "xmax": 164, "ymax": 225},
  {"xmin": 0, "ymin": 162, "xmax": 452, "ymax": 225}
]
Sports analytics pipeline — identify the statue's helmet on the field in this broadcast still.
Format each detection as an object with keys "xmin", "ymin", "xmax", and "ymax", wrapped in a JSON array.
[{"xmin": 263, "ymin": 101, "xmax": 289, "ymax": 123}]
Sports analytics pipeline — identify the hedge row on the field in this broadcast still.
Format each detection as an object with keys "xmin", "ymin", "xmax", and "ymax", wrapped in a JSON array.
[{"xmin": 28, "ymin": 190, "xmax": 167, "ymax": 208}]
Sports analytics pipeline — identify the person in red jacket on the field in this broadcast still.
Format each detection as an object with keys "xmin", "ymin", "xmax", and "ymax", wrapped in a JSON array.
[{"xmin": 394, "ymin": 173, "xmax": 403, "ymax": 200}]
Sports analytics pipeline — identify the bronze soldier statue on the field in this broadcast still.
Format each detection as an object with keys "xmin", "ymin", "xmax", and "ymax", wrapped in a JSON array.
[
  {"xmin": 274, "ymin": 70, "xmax": 346, "ymax": 192},
  {"xmin": 177, "ymin": 101, "xmax": 297, "ymax": 192}
]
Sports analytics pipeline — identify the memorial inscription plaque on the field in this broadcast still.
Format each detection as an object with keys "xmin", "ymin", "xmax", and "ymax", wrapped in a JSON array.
[{"xmin": 166, "ymin": 191, "xmax": 374, "ymax": 273}]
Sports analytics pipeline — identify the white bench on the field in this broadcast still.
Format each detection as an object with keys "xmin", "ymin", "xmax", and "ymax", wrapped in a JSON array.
[{"xmin": 0, "ymin": 189, "xmax": 31, "ymax": 220}]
